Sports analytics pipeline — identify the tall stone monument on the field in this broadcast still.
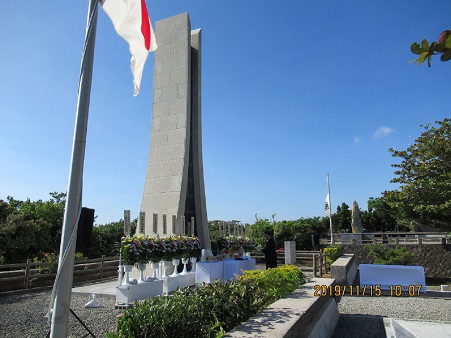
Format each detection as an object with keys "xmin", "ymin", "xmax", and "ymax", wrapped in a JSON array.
[
  {"xmin": 351, "ymin": 201, "xmax": 364, "ymax": 233},
  {"xmin": 139, "ymin": 13, "xmax": 211, "ymax": 249}
]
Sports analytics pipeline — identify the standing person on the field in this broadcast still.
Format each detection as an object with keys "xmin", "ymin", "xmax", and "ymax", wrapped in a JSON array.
[{"xmin": 262, "ymin": 230, "xmax": 277, "ymax": 269}]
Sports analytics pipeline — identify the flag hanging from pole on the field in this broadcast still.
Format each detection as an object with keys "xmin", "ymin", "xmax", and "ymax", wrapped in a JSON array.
[
  {"xmin": 100, "ymin": 0, "xmax": 158, "ymax": 96},
  {"xmin": 325, "ymin": 193, "xmax": 331, "ymax": 217}
]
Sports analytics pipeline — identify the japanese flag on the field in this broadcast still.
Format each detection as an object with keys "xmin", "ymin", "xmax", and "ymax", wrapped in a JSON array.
[
  {"xmin": 325, "ymin": 193, "xmax": 331, "ymax": 217},
  {"xmin": 100, "ymin": 0, "xmax": 158, "ymax": 96}
]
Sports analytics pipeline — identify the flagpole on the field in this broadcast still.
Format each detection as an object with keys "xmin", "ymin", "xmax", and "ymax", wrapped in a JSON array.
[
  {"xmin": 49, "ymin": 0, "xmax": 98, "ymax": 337},
  {"xmin": 326, "ymin": 173, "xmax": 335, "ymax": 245}
]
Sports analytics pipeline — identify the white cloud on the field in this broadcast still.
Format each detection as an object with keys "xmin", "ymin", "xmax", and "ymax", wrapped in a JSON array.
[{"xmin": 373, "ymin": 126, "xmax": 395, "ymax": 140}]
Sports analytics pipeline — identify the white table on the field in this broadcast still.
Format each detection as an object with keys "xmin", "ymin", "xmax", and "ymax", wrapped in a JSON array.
[
  {"xmin": 195, "ymin": 261, "xmax": 224, "ymax": 284},
  {"xmin": 359, "ymin": 264, "xmax": 426, "ymax": 293},
  {"xmin": 223, "ymin": 258, "xmax": 256, "ymax": 280}
]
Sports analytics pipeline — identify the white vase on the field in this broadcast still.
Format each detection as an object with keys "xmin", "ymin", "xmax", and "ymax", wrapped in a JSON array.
[
  {"xmin": 170, "ymin": 258, "xmax": 180, "ymax": 277},
  {"xmin": 137, "ymin": 263, "xmax": 147, "ymax": 284},
  {"xmin": 161, "ymin": 261, "xmax": 171, "ymax": 279},
  {"xmin": 245, "ymin": 252, "xmax": 251, "ymax": 257},
  {"xmin": 180, "ymin": 257, "xmax": 189, "ymax": 275},
  {"xmin": 190, "ymin": 257, "xmax": 197, "ymax": 272},
  {"xmin": 122, "ymin": 265, "xmax": 133, "ymax": 286},
  {"xmin": 150, "ymin": 262, "xmax": 159, "ymax": 280}
]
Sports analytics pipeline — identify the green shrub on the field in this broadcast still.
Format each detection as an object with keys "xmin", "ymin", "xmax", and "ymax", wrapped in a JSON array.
[
  {"xmin": 110, "ymin": 265, "xmax": 305, "ymax": 338},
  {"xmin": 366, "ymin": 244, "xmax": 413, "ymax": 265},
  {"xmin": 324, "ymin": 245, "xmax": 343, "ymax": 265}
]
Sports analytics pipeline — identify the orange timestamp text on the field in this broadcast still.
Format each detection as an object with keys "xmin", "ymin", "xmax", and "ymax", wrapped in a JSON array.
[{"xmin": 313, "ymin": 284, "xmax": 423, "ymax": 297}]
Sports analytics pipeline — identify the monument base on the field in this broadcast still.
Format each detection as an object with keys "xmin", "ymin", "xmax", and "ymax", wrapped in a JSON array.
[
  {"xmin": 163, "ymin": 272, "xmax": 196, "ymax": 294},
  {"xmin": 116, "ymin": 279, "xmax": 164, "ymax": 305},
  {"xmin": 341, "ymin": 233, "xmax": 363, "ymax": 245}
]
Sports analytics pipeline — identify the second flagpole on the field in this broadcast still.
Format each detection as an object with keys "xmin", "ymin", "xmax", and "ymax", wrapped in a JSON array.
[{"xmin": 326, "ymin": 173, "xmax": 334, "ymax": 245}]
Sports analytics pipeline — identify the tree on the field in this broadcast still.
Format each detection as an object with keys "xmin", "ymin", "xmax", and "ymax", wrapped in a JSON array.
[
  {"xmin": 384, "ymin": 118, "xmax": 451, "ymax": 229},
  {"xmin": 88, "ymin": 219, "xmax": 136, "ymax": 258},
  {"xmin": 362, "ymin": 197, "xmax": 398, "ymax": 232},
  {"xmin": 332, "ymin": 203, "xmax": 352, "ymax": 233},
  {"xmin": 410, "ymin": 29, "xmax": 451, "ymax": 66},
  {"xmin": 0, "ymin": 212, "xmax": 53, "ymax": 263}
]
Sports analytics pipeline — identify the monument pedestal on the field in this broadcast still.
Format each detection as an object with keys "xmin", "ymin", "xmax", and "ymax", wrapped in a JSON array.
[
  {"xmin": 163, "ymin": 272, "xmax": 196, "ymax": 294},
  {"xmin": 116, "ymin": 280, "xmax": 164, "ymax": 305},
  {"xmin": 341, "ymin": 233, "xmax": 363, "ymax": 245}
]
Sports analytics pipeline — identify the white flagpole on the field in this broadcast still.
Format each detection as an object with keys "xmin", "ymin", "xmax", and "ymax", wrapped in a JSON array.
[
  {"xmin": 326, "ymin": 173, "xmax": 335, "ymax": 245},
  {"xmin": 49, "ymin": 1, "xmax": 98, "ymax": 337}
]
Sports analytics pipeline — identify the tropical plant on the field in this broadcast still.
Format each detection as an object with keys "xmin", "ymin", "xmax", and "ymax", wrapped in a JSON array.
[
  {"xmin": 324, "ymin": 245, "xmax": 343, "ymax": 265},
  {"xmin": 410, "ymin": 29, "xmax": 451, "ymax": 67},
  {"xmin": 384, "ymin": 118, "xmax": 451, "ymax": 230}
]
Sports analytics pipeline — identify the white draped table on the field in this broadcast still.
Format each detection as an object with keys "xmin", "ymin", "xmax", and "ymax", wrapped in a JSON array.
[
  {"xmin": 195, "ymin": 261, "xmax": 224, "ymax": 284},
  {"xmin": 223, "ymin": 258, "xmax": 256, "ymax": 280},
  {"xmin": 359, "ymin": 264, "xmax": 426, "ymax": 293},
  {"xmin": 196, "ymin": 258, "xmax": 256, "ymax": 284}
]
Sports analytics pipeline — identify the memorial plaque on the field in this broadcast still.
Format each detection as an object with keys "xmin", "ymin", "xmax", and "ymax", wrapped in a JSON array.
[
  {"xmin": 139, "ymin": 211, "xmax": 145, "ymax": 234},
  {"xmin": 124, "ymin": 210, "xmax": 131, "ymax": 236}
]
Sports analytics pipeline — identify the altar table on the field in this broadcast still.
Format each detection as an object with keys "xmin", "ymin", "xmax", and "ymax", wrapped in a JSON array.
[{"xmin": 196, "ymin": 258, "xmax": 256, "ymax": 284}]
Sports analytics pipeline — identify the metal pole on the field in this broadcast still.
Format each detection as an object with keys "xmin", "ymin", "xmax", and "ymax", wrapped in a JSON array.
[
  {"xmin": 327, "ymin": 173, "xmax": 334, "ymax": 245},
  {"xmin": 49, "ymin": 1, "xmax": 98, "ymax": 337}
]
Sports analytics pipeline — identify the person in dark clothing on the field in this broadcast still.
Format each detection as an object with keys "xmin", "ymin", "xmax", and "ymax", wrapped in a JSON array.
[{"xmin": 262, "ymin": 230, "xmax": 277, "ymax": 269}]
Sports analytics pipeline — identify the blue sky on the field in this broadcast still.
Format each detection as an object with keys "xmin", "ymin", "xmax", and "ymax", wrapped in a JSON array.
[{"xmin": 0, "ymin": 1, "xmax": 450, "ymax": 225}]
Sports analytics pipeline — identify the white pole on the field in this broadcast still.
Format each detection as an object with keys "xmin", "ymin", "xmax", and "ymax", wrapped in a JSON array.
[
  {"xmin": 49, "ymin": 1, "xmax": 98, "ymax": 337},
  {"xmin": 326, "ymin": 173, "xmax": 335, "ymax": 245}
]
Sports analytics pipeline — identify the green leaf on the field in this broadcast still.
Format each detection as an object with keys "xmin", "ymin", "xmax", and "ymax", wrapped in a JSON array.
[
  {"xmin": 434, "ymin": 43, "xmax": 448, "ymax": 53},
  {"xmin": 421, "ymin": 39, "xmax": 429, "ymax": 51},
  {"xmin": 446, "ymin": 35, "xmax": 451, "ymax": 49},
  {"xmin": 418, "ymin": 51, "xmax": 429, "ymax": 65},
  {"xmin": 440, "ymin": 49, "xmax": 451, "ymax": 62},
  {"xmin": 410, "ymin": 42, "xmax": 423, "ymax": 55}
]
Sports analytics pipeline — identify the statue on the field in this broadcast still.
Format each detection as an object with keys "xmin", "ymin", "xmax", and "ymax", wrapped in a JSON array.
[{"xmin": 351, "ymin": 201, "xmax": 364, "ymax": 233}]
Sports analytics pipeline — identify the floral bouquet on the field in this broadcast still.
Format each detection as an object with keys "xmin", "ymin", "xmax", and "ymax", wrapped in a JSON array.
[{"xmin": 121, "ymin": 236, "xmax": 139, "ymax": 266}]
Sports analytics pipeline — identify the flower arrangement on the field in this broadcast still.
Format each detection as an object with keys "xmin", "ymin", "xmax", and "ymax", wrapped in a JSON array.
[{"xmin": 120, "ymin": 235, "xmax": 203, "ymax": 266}]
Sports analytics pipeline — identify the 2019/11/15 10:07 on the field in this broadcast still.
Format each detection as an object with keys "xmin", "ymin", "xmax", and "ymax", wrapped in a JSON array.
[{"xmin": 313, "ymin": 284, "xmax": 423, "ymax": 297}]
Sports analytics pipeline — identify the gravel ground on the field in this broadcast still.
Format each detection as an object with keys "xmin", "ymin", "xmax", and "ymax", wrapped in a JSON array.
[
  {"xmin": 1, "ymin": 283, "xmax": 449, "ymax": 338},
  {"xmin": 0, "ymin": 290, "xmax": 121, "ymax": 338},
  {"xmin": 333, "ymin": 295, "xmax": 451, "ymax": 338}
]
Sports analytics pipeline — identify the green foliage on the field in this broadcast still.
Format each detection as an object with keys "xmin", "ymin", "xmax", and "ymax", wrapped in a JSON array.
[
  {"xmin": 410, "ymin": 30, "xmax": 451, "ymax": 66},
  {"xmin": 366, "ymin": 244, "xmax": 414, "ymax": 265},
  {"xmin": 112, "ymin": 265, "xmax": 305, "ymax": 338},
  {"xmin": 360, "ymin": 197, "xmax": 398, "ymax": 232},
  {"xmin": 332, "ymin": 203, "xmax": 352, "ymax": 233},
  {"xmin": 241, "ymin": 265, "xmax": 305, "ymax": 302},
  {"xmin": 0, "ymin": 211, "xmax": 54, "ymax": 263},
  {"xmin": 385, "ymin": 119, "xmax": 451, "ymax": 230},
  {"xmin": 324, "ymin": 245, "xmax": 343, "ymax": 265},
  {"xmin": 32, "ymin": 251, "xmax": 87, "ymax": 272},
  {"xmin": 88, "ymin": 219, "xmax": 137, "ymax": 258},
  {"xmin": 247, "ymin": 218, "xmax": 273, "ymax": 248}
]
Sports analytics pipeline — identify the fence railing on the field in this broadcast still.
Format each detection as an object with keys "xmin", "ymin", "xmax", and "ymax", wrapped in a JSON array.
[
  {"xmin": 319, "ymin": 232, "xmax": 450, "ymax": 246},
  {"xmin": 254, "ymin": 250, "xmax": 328, "ymax": 277},
  {"xmin": 312, "ymin": 250, "xmax": 328, "ymax": 278},
  {"xmin": 0, "ymin": 255, "xmax": 119, "ymax": 293}
]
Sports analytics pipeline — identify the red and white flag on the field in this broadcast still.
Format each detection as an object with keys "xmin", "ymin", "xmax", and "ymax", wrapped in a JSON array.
[{"xmin": 100, "ymin": 0, "xmax": 158, "ymax": 96}]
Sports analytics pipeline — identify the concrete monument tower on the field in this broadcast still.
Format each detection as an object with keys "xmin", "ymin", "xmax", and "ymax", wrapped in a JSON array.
[{"xmin": 139, "ymin": 13, "xmax": 210, "ymax": 249}]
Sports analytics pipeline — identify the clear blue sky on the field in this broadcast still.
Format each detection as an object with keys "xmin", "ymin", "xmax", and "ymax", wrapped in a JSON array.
[{"xmin": 1, "ymin": 1, "xmax": 450, "ymax": 225}]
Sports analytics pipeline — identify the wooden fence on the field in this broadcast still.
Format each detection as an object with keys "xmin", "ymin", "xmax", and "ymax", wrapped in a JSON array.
[
  {"xmin": 254, "ymin": 250, "xmax": 328, "ymax": 277},
  {"xmin": 320, "ymin": 232, "xmax": 450, "ymax": 246},
  {"xmin": 0, "ymin": 256, "xmax": 119, "ymax": 293}
]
